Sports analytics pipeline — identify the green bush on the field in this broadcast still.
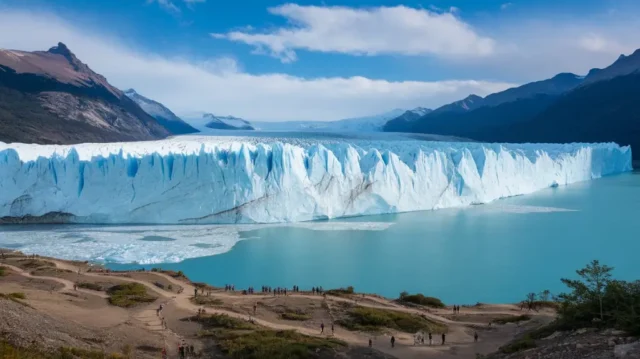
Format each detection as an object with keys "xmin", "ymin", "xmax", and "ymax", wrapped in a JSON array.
[
  {"xmin": 77, "ymin": 282, "xmax": 103, "ymax": 291},
  {"xmin": 498, "ymin": 336, "xmax": 536, "ymax": 354},
  {"xmin": 325, "ymin": 286, "xmax": 354, "ymax": 297},
  {"xmin": 337, "ymin": 307, "xmax": 447, "ymax": 333},
  {"xmin": 0, "ymin": 266, "xmax": 7, "ymax": 276},
  {"xmin": 398, "ymin": 292, "xmax": 445, "ymax": 308},
  {"xmin": 107, "ymin": 283, "xmax": 156, "ymax": 308},
  {"xmin": 0, "ymin": 341, "xmax": 125, "ymax": 359},
  {"xmin": 192, "ymin": 296, "xmax": 223, "ymax": 307},
  {"xmin": 493, "ymin": 315, "xmax": 531, "ymax": 325},
  {"xmin": 280, "ymin": 312, "xmax": 311, "ymax": 321},
  {"xmin": 8, "ymin": 292, "xmax": 26, "ymax": 300}
]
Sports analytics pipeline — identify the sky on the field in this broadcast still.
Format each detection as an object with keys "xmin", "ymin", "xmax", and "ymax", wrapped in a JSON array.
[{"xmin": 0, "ymin": 0, "xmax": 639, "ymax": 121}]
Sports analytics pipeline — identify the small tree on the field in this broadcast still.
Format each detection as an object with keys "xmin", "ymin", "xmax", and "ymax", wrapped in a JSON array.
[
  {"xmin": 399, "ymin": 291, "xmax": 409, "ymax": 300},
  {"xmin": 539, "ymin": 290, "xmax": 551, "ymax": 302},
  {"xmin": 525, "ymin": 293, "xmax": 538, "ymax": 311},
  {"xmin": 561, "ymin": 260, "xmax": 613, "ymax": 321}
]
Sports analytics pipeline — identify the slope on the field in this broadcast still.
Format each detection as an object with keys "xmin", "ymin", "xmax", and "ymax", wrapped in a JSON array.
[
  {"xmin": 124, "ymin": 89, "xmax": 198, "ymax": 135},
  {"xmin": 384, "ymin": 73, "xmax": 583, "ymax": 133},
  {"xmin": 0, "ymin": 43, "xmax": 170, "ymax": 144}
]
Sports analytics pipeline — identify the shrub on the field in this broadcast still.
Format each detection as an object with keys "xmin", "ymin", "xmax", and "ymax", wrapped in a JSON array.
[
  {"xmin": 498, "ymin": 336, "xmax": 536, "ymax": 354},
  {"xmin": 493, "ymin": 315, "xmax": 531, "ymax": 325},
  {"xmin": 192, "ymin": 296, "xmax": 223, "ymax": 307},
  {"xmin": 77, "ymin": 282, "xmax": 103, "ymax": 291},
  {"xmin": 107, "ymin": 283, "xmax": 156, "ymax": 308},
  {"xmin": 280, "ymin": 312, "xmax": 311, "ymax": 321},
  {"xmin": 326, "ymin": 286, "xmax": 354, "ymax": 297},
  {"xmin": 167, "ymin": 284, "xmax": 173, "ymax": 291},
  {"xmin": 398, "ymin": 292, "xmax": 445, "ymax": 308},
  {"xmin": 0, "ymin": 266, "xmax": 6, "ymax": 276},
  {"xmin": 337, "ymin": 307, "xmax": 447, "ymax": 333},
  {"xmin": 8, "ymin": 292, "xmax": 26, "ymax": 300}
]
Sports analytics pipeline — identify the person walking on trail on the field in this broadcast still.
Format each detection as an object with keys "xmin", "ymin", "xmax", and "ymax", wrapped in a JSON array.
[
  {"xmin": 474, "ymin": 332, "xmax": 478, "ymax": 342},
  {"xmin": 390, "ymin": 336, "xmax": 395, "ymax": 348},
  {"xmin": 331, "ymin": 323, "xmax": 334, "ymax": 335},
  {"xmin": 253, "ymin": 304, "xmax": 257, "ymax": 315},
  {"xmin": 369, "ymin": 338, "xmax": 372, "ymax": 349},
  {"xmin": 320, "ymin": 322, "xmax": 325, "ymax": 334},
  {"xmin": 429, "ymin": 333, "xmax": 432, "ymax": 346},
  {"xmin": 442, "ymin": 333, "xmax": 446, "ymax": 345}
]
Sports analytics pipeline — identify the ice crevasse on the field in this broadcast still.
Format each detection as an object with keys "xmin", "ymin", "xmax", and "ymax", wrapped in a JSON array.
[{"xmin": 0, "ymin": 138, "xmax": 633, "ymax": 224}]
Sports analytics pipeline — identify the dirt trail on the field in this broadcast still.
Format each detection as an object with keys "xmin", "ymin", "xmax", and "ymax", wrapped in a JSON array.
[{"xmin": 2, "ymin": 257, "xmax": 554, "ymax": 358}]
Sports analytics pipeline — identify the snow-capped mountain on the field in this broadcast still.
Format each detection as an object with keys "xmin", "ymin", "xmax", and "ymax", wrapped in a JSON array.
[
  {"xmin": 253, "ymin": 109, "xmax": 407, "ymax": 132},
  {"xmin": 203, "ymin": 114, "xmax": 255, "ymax": 130},
  {"xmin": 124, "ymin": 89, "xmax": 198, "ymax": 135}
]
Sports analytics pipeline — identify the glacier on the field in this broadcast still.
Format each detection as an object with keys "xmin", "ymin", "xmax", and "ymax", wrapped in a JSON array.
[{"xmin": 0, "ymin": 136, "xmax": 632, "ymax": 224}]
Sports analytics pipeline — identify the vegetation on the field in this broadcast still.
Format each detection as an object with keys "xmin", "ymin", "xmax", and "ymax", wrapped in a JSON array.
[
  {"xmin": 0, "ymin": 341, "xmax": 125, "ymax": 359},
  {"xmin": 498, "ymin": 336, "xmax": 536, "ymax": 354},
  {"xmin": 337, "ymin": 306, "xmax": 447, "ymax": 334},
  {"xmin": 279, "ymin": 311, "xmax": 311, "ymax": 321},
  {"xmin": 195, "ymin": 314, "xmax": 345, "ymax": 359},
  {"xmin": 497, "ymin": 260, "xmax": 640, "ymax": 354},
  {"xmin": 107, "ymin": 283, "xmax": 156, "ymax": 308},
  {"xmin": 398, "ymin": 291, "xmax": 446, "ymax": 308},
  {"xmin": 77, "ymin": 282, "xmax": 103, "ymax": 291},
  {"xmin": 191, "ymin": 296, "xmax": 223, "ymax": 307},
  {"xmin": 493, "ymin": 315, "xmax": 531, "ymax": 325},
  {"xmin": 7, "ymin": 292, "xmax": 26, "ymax": 300},
  {"xmin": 0, "ymin": 266, "xmax": 7, "ymax": 276},
  {"xmin": 325, "ymin": 286, "xmax": 354, "ymax": 297},
  {"xmin": 150, "ymin": 267, "xmax": 187, "ymax": 280}
]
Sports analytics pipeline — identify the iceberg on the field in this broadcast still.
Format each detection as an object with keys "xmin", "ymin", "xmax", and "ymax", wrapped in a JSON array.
[{"xmin": 0, "ymin": 136, "xmax": 632, "ymax": 224}]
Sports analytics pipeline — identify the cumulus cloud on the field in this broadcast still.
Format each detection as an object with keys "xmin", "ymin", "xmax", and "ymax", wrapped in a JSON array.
[
  {"xmin": 212, "ymin": 4, "xmax": 495, "ymax": 63},
  {"xmin": 500, "ymin": 3, "xmax": 512, "ymax": 10},
  {"xmin": 0, "ymin": 9, "xmax": 514, "ymax": 122},
  {"xmin": 148, "ymin": 0, "xmax": 180, "ymax": 13}
]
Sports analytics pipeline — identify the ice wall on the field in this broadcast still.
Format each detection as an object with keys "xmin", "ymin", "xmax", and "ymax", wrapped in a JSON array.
[{"xmin": 0, "ymin": 138, "xmax": 633, "ymax": 224}]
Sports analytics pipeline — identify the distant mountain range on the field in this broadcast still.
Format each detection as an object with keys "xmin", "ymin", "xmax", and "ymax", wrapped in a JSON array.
[
  {"xmin": 383, "ymin": 50, "xmax": 640, "ymax": 159},
  {"xmin": 0, "ymin": 43, "xmax": 179, "ymax": 144},
  {"xmin": 252, "ymin": 108, "xmax": 412, "ymax": 132},
  {"xmin": 124, "ymin": 89, "xmax": 198, "ymax": 135},
  {"xmin": 203, "ymin": 114, "xmax": 255, "ymax": 130}
]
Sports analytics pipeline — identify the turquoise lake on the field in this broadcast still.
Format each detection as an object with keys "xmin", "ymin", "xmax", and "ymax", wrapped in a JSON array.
[
  {"xmin": 103, "ymin": 171, "xmax": 640, "ymax": 304},
  {"xmin": 2, "ymin": 172, "xmax": 639, "ymax": 304}
]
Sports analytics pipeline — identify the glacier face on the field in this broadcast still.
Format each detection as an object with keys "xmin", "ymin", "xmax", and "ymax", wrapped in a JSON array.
[{"xmin": 0, "ymin": 136, "xmax": 632, "ymax": 224}]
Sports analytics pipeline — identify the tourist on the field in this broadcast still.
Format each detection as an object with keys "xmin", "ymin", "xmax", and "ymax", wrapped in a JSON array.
[
  {"xmin": 369, "ymin": 338, "xmax": 372, "ymax": 348},
  {"xmin": 331, "ymin": 323, "xmax": 334, "ymax": 335},
  {"xmin": 320, "ymin": 322, "xmax": 325, "ymax": 334},
  {"xmin": 474, "ymin": 332, "xmax": 478, "ymax": 342},
  {"xmin": 442, "ymin": 333, "xmax": 446, "ymax": 345},
  {"xmin": 421, "ymin": 335, "xmax": 425, "ymax": 345},
  {"xmin": 391, "ymin": 336, "xmax": 395, "ymax": 348},
  {"xmin": 253, "ymin": 304, "xmax": 257, "ymax": 314},
  {"xmin": 429, "ymin": 332, "xmax": 432, "ymax": 346}
]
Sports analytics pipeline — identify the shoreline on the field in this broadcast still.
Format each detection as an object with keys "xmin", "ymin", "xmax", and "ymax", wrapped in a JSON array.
[{"xmin": 1, "ymin": 248, "xmax": 557, "ymax": 359}]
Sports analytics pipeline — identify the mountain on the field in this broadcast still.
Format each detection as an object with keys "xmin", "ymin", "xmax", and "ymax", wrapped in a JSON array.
[
  {"xmin": 384, "ymin": 48, "xmax": 640, "ymax": 160},
  {"xmin": 384, "ymin": 73, "xmax": 583, "ymax": 132},
  {"xmin": 581, "ymin": 50, "xmax": 640, "ymax": 85},
  {"xmin": 254, "ymin": 109, "xmax": 407, "ymax": 132},
  {"xmin": 373, "ymin": 107, "xmax": 432, "ymax": 133},
  {"xmin": 124, "ymin": 89, "xmax": 198, "ymax": 135},
  {"xmin": 203, "ymin": 114, "xmax": 255, "ymax": 130},
  {"xmin": 0, "ymin": 43, "xmax": 171, "ymax": 144}
]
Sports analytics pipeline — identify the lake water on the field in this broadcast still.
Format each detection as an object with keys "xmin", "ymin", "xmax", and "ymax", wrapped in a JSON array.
[{"xmin": 2, "ymin": 172, "xmax": 638, "ymax": 305}]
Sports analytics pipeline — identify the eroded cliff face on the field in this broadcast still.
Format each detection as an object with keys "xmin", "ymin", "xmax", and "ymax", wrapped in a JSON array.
[{"xmin": 0, "ymin": 43, "xmax": 171, "ymax": 145}]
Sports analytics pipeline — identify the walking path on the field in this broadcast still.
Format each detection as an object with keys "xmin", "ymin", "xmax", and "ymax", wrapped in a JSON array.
[{"xmin": 2, "ymin": 257, "xmax": 553, "ymax": 358}]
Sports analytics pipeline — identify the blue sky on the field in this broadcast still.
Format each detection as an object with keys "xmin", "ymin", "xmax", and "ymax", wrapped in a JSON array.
[{"xmin": 0, "ymin": 0, "xmax": 639, "ymax": 121}]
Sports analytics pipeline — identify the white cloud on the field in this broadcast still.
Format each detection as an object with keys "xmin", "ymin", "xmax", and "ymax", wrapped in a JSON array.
[
  {"xmin": 579, "ymin": 33, "xmax": 628, "ymax": 54},
  {"xmin": 0, "ymin": 9, "xmax": 514, "ymax": 122},
  {"xmin": 212, "ymin": 4, "xmax": 495, "ymax": 63},
  {"xmin": 148, "ymin": 0, "xmax": 180, "ymax": 13},
  {"xmin": 500, "ymin": 3, "xmax": 512, "ymax": 10}
]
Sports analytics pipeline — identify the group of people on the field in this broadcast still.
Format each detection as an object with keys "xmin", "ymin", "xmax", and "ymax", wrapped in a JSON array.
[
  {"xmin": 311, "ymin": 286, "xmax": 324, "ymax": 294},
  {"xmin": 320, "ymin": 322, "xmax": 334, "ymax": 335},
  {"xmin": 452, "ymin": 305, "xmax": 462, "ymax": 314},
  {"xmin": 224, "ymin": 284, "xmax": 235, "ymax": 291},
  {"xmin": 177, "ymin": 342, "xmax": 195, "ymax": 359},
  {"xmin": 408, "ymin": 332, "xmax": 446, "ymax": 346}
]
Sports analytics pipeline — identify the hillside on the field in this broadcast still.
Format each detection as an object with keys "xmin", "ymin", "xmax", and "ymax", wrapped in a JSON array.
[
  {"xmin": 124, "ymin": 89, "xmax": 198, "ymax": 135},
  {"xmin": 0, "ymin": 43, "xmax": 171, "ymax": 144}
]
